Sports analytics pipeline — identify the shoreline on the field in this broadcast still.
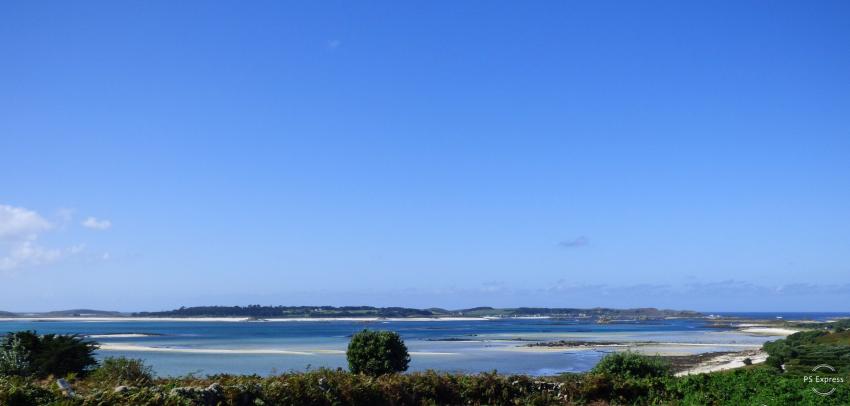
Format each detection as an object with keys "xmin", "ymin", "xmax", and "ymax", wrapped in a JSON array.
[
  {"xmin": 673, "ymin": 349, "xmax": 767, "ymax": 376},
  {"xmin": 737, "ymin": 326, "xmax": 799, "ymax": 336}
]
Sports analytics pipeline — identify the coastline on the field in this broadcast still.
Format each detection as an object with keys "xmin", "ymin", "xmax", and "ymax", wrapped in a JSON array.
[
  {"xmin": 674, "ymin": 349, "xmax": 767, "ymax": 376},
  {"xmin": 0, "ymin": 316, "xmax": 498, "ymax": 322}
]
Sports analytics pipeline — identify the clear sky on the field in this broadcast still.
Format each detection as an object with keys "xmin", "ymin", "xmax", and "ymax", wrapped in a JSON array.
[{"xmin": 1, "ymin": 1, "xmax": 849, "ymax": 312}]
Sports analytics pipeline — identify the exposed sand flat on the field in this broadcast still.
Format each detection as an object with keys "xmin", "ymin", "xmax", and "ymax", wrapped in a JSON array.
[
  {"xmin": 507, "ymin": 342, "xmax": 760, "ymax": 354},
  {"xmin": 739, "ymin": 327, "xmax": 798, "ymax": 336},
  {"xmin": 409, "ymin": 351, "xmax": 459, "ymax": 356},
  {"xmin": 628, "ymin": 344, "xmax": 760, "ymax": 356},
  {"xmin": 86, "ymin": 333, "xmax": 157, "ymax": 338},
  {"xmin": 675, "ymin": 350, "xmax": 767, "ymax": 376},
  {"xmin": 99, "ymin": 343, "xmax": 458, "ymax": 357},
  {"xmin": 99, "ymin": 343, "xmax": 315, "ymax": 355},
  {"xmin": 0, "ymin": 317, "xmax": 255, "ymax": 322}
]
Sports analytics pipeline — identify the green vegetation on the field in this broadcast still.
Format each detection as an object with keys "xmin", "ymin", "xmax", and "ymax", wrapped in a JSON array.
[
  {"xmin": 785, "ymin": 318, "xmax": 850, "ymax": 331},
  {"xmin": 590, "ymin": 351, "xmax": 671, "ymax": 379},
  {"xmin": 0, "ymin": 331, "xmax": 97, "ymax": 378},
  {"xmin": 764, "ymin": 329, "xmax": 850, "ymax": 373},
  {"xmin": 2, "ymin": 363, "xmax": 849, "ymax": 405},
  {"xmin": 346, "ymin": 330, "xmax": 410, "ymax": 376},
  {"xmin": 89, "ymin": 357, "xmax": 155, "ymax": 387}
]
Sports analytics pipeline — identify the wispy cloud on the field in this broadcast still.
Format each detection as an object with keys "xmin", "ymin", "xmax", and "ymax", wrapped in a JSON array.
[
  {"xmin": 558, "ymin": 236, "xmax": 589, "ymax": 248},
  {"xmin": 327, "ymin": 39, "xmax": 341, "ymax": 50},
  {"xmin": 82, "ymin": 217, "xmax": 111, "ymax": 230},
  {"xmin": 0, "ymin": 204, "xmax": 83, "ymax": 271},
  {"xmin": 0, "ymin": 204, "xmax": 51, "ymax": 240}
]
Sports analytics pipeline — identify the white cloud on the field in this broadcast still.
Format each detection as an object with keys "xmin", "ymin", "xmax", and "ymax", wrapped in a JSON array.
[
  {"xmin": 82, "ymin": 217, "xmax": 111, "ymax": 230},
  {"xmin": 0, "ymin": 204, "xmax": 82, "ymax": 271},
  {"xmin": 0, "ymin": 242, "xmax": 86, "ymax": 271},
  {"xmin": 0, "ymin": 204, "xmax": 52, "ymax": 240}
]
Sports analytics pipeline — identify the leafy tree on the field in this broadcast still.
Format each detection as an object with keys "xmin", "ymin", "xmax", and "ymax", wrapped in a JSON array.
[
  {"xmin": 590, "ymin": 351, "xmax": 671, "ymax": 378},
  {"xmin": 0, "ymin": 331, "xmax": 98, "ymax": 377},
  {"xmin": 346, "ymin": 329, "xmax": 410, "ymax": 376}
]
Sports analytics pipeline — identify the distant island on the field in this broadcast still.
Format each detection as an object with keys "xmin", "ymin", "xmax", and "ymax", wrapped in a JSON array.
[
  {"xmin": 131, "ymin": 305, "xmax": 702, "ymax": 319},
  {"xmin": 0, "ymin": 306, "xmax": 703, "ymax": 319}
]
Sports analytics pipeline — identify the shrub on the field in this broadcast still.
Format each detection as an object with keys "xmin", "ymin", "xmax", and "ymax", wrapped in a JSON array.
[
  {"xmin": 347, "ymin": 330, "xmax": 410, "ymax": 376},
  {"xmin": 590, "ymin": 351, "xmax": 671, "ymax": 379},
  {"xmin": 742, "ymin": 357, "xmax": 752, "ymax": 366},
  {"xmin": 0, "ymin": 331, "xmax": 98, "ymax": 377},
  {"xmin": 0, "ymin": 375, "xmax": 57, "ymax": 405},
  {"xmin": 0, "ymin": 335, "xmax": 30, "ymax": 376},
  {"xmin": 89, "ymin": 356, "xmax": 154, "ymax": 387}
]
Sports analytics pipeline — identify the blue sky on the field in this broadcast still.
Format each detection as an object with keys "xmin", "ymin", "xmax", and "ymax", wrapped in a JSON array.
[{"xmin": 1, "ymin": 1, "xmax": 849, "ymax": 312}]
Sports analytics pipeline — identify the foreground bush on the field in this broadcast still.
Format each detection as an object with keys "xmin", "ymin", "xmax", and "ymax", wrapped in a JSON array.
[
  {"xmin": 0, "ymin": 375, "xmax": 56, "ymax": 406},
  {"xmin": 2, "ymin": 366, "xmax": 850, "ymax": 405},
  {"xmin": 0, "ymin": 335, "xmax": 30, "ymax": 376},
  {"xmin": 89, "ymin": 357, "xmax": 154, "ymax": 387},
  {"xmin": 590, "ymin": 351, "xmax": 671, "ymax": 378},
  {"xmin": 347, "ymin": 330, "xmax": 410, "ymax": 376},
  {"xmin": 0, "ymin": 330, "xmax": 98, "ymax": 377}
]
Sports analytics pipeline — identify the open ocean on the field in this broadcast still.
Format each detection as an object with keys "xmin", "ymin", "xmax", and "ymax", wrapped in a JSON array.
[{"xmin": 2, "ymin": 315, "xmax": 846, "ymax": 376}]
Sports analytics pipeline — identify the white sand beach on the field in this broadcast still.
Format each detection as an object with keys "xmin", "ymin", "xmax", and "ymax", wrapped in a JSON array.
[
  {"xmin": 675, "ymin": 350, "xmax": 767, "ymax": 376},
  {"xmin": 738, "ymin": 327, "xmax": 798, "ymax": 336}
]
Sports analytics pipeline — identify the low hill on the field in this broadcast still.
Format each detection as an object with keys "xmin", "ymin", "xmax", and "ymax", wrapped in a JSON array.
[
  {"xmin": 763, "ymin": 325, "xmax": 850, "ymax": 373},
  {"xmin": 26, "ymin": 309, "xmax": 127, "ymax": 317},
  {"xmin": 132, "ymin": 305, "xmax": 701, "ymax": 319}
]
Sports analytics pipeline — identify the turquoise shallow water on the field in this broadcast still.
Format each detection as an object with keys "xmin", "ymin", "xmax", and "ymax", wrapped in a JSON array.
[{"xmin": 0, "ymin": 318, "xmax": 783, "ymax": 376}]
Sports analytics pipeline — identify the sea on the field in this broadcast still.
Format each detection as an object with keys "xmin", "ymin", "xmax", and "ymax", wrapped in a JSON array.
[{"xmin": 0, "ymin": 313, "xmax": 845, "ymax": 377}]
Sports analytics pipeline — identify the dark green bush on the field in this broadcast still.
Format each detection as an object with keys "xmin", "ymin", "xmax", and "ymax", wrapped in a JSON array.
[
  {"xmin": 89, "ymin": 356, "xmax": 154, "ymax": 387},
  {"xmin": 590, "ymin": 351, "xmax": 671, "ymax": 379},
  {"xmin": 764, "ymin": 330, "xmax": 850, "ymax": 373},
  {"xmin": 0, "ymin": 330, "xmax": 98, "ymax": 378},
  {"xmin": 346, "ymin": 330, "xmax": 410, "ymax": 376},
  {"xmin": 2, "ymin": 366, "xmax": 850, "ymax": 405},
  {"xmin": 0, "ymin": 376, "xmax": 57, "ymax": 405}
]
